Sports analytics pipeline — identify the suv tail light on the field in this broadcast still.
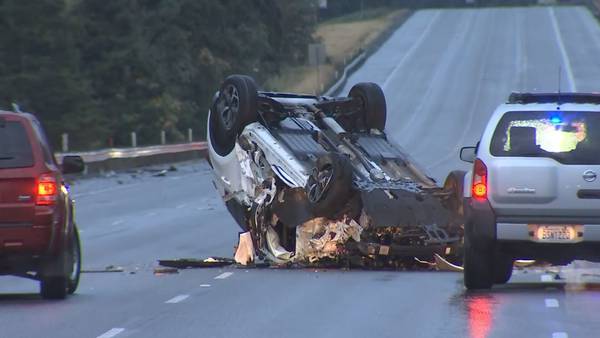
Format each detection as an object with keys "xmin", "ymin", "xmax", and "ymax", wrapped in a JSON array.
[
  {"xmin": 37, "ymin": 174, "xmax": 58, "ymax": 206},
  {"xmin": 472, "ymin": 158, "xmax": 488, "ymax": 200}
]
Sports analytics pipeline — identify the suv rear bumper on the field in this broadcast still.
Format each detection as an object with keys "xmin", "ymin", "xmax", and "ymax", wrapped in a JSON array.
[
  {"xmin": 0, "ymin": 254, "xmax": 42, "ymax": 276},
  {"xmin": 466, "ymin": 197, "xmax": 600, "ymax": 262},
  {"xmin": 497, "ymin": 241, "xmax": 600, "ymax": 263},
  {"xmin": 0, "ymin": 204, "xmax": 68, "ymax": 256},
  {"xmin": 497, "ymin": 223, "xmax": 600, "ymax": 241},
  {"xmin": 496, "ymin": 223, "xmax": 600, "ymax": 244}
]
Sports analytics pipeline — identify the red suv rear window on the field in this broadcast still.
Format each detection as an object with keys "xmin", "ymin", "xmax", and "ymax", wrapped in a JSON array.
[{"xmin": 0, "ymin": 120, "xmax": 34, "ymax": 169}]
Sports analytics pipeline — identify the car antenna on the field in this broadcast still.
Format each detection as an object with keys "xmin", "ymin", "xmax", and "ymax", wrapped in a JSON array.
[{"xmin": 557, "ymin": 66, "xmax": 562, "ymax": 109}]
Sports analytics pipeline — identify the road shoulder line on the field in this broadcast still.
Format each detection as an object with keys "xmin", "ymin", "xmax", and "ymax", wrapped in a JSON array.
[
  {"xmin": 548, "ymin": 7, "xmax": 577, "ymax": 92},
  {"xmin": 96, "ymin": 328, "xmax": 125, "ymax": 338}
]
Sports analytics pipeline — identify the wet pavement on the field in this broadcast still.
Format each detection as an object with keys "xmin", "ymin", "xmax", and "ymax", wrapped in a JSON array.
[{"xmin": 2, "ymin": 6, "xmax": 600, "ymax": 338}]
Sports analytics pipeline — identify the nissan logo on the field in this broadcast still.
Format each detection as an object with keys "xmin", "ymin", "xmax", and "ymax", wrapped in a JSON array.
[{"xmin": 583, "ymin": 170, "xmax": 597, "ymax": 182}]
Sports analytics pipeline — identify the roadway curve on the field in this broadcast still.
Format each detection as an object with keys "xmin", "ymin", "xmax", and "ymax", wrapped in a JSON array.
[{"xmin": 2, "ymin": 6, "xmax": 600, "ymax": 338}]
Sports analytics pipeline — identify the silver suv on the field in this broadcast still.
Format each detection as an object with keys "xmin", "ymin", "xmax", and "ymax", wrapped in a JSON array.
[{"xmin": 460, "ymin": 93, "xmax": 600, "ymax": 290}]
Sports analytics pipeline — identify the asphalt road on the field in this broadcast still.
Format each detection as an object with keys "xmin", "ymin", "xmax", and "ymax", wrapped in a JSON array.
[
  {"xmin": 341, "ymin": 5, "xmax": 600, "ymax": 182},
  {"xmin": 2, "ymin": 5, "xmax": 600, "ymax": 338}
]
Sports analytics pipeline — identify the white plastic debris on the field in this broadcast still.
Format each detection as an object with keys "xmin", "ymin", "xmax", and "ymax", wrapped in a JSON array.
[
  {"xmin": 434, "ymin": 254, "xmax": 464, "ymax": 272},
  {"xmin": 295, "ymin": 217, "xmax": 363, "ymax": 262},
  {"xmin": 266, "ymin": 226, "xmax": 293, "ymax": 261},
  {"xmin": 234, "ymin": 231, "xmax": 255, "ymax": 265}
]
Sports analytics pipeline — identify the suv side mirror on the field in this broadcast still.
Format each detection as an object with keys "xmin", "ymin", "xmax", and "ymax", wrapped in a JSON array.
[
  {"xmin": 460, "ymin": 146, "xmax": 476, "ymax": 163},
  {"xmin": 62, "ymin": 155, "xmax": 85, "ymax": 174}
]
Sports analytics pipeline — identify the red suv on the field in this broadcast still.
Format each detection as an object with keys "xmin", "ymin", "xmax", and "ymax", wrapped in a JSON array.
[{"xmin": 0, "ymin": 111, "xmax": 83, "ymax": 299}]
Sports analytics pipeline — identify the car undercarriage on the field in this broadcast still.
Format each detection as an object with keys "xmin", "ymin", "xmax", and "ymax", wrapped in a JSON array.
[{"xmin": 208, "ymin": 75, "xmax": 465, "ymax": 267}]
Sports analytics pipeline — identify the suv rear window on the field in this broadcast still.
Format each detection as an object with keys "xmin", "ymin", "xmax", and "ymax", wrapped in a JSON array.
[
  {"xmin": 0, "ymin": 119, "xmax": 34, "ymax": 169},
  {"xmin": 490, "ymin": 111, "xmax": 600, "ymax": 164}
]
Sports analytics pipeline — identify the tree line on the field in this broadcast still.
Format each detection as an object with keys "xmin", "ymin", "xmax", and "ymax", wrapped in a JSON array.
[
  {"xmin": 1, "ymin": 0, "xmax": 585, "ymax": 150},
  {"xmin": 0, "ymin": 0, "xmax": 317, "ymax": 150}
]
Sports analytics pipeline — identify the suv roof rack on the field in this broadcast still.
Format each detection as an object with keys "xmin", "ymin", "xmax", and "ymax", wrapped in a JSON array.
[{"xmin": 507, "ymin": 92, "xmax": 600, "ymax": 105}]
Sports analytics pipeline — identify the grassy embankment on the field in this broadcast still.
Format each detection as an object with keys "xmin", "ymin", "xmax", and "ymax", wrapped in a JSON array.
[{"xmin": 265, "ymin": 8, "xmax": 407, "ymax": 95}]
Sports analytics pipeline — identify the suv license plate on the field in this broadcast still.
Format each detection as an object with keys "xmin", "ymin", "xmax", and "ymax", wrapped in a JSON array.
[{"xmin": 534, "ymin": 225, "xmax": 576, "ymax": 242}]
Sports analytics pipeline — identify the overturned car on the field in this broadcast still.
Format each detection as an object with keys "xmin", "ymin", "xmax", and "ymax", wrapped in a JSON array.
[{"xmin": 207, "ymin": 75, "xmax": 465, "ymax": 266}]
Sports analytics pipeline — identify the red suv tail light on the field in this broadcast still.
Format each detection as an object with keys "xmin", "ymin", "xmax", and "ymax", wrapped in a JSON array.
[
  {"xmin": 472, "ymin": 158, "xmax": 488, "ymax": 200},
  {"xmin": 37, "ymin": 174, "xmax": 58, "ymax": 206}
]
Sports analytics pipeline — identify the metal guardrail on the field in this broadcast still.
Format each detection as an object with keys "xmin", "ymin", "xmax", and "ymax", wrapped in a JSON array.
[
  {"xmin": 56, "ymin": 142, "xmax": 207, "ymax": 163},
  {"xmin": 56, "ymin": 142, "xmax": 208, "ymax": 174},
  {"xmin": 325, "ymin": 52, "xmax": 367, "ymax": 97},
  {"xmin": 325, "ymin": 10, "xmax": 413, "ymax": 97}
]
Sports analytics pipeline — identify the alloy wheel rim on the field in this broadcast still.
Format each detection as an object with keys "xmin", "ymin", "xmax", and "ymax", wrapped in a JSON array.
[
  {"xmin": 219, "ymin": 85, "xmax": 239, "ymax": 131},
  {"xmin": 307, "ymin": 165, "xmax": 333, "ymax": 203},
  {"xmin": 70, "ymin": 238, "xmax": 80, "ymax": 282}
]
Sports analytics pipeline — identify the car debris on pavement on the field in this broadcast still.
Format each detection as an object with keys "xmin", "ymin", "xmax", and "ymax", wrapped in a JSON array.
[
  {"xmin": 153, "ymin": 267, "xmax": 179, "ymax": 275},
  {"xmin": 158, "ymin": 257, "xmax": 235, "ymax": 269},
  {"xmin": 82, "ymin": 265, "xmax": 125, "ymax": 273}
]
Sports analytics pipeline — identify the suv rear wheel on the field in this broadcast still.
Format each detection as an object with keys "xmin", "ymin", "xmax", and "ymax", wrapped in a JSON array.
[
  {"xmin": 40, "ymin": 226, "xmax": 81, "ymax": 299},
  {"xmin": 493, "ymin": 254, "xmax": 514, "ymax": 284},
  {"xmin": 463, "ymin": 232, "xmax": 494, "ymax": 290}
]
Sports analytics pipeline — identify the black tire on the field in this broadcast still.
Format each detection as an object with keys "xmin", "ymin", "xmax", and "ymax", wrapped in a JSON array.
[
  {"xmin": 40, "ymin": 277, "xmax": 68, "ymax": 300},
  {"xmin": 68, "ymin": 226, "xmax": 82, "ymax": 294},
  {"xmin": 40, "ymin": 226, "xmax": 81, "ymax": 299},
  {"xmin": 348, "ymin": 82, "xmax": 387, "ymax": 131},
  {"xmin": 209, "ymin": 75, "xmax": 258, "ymax": 156},
  {"xmin": 441, "ymin": 171, "xmax": 467, "ymax": 266},
  {"xmin": 463, "ymin": 232, "xmax": 494, "ymax": 290},
  {"xmin": 493, "ymin": 254, "xmax": 514, "ymax": 284},
  {"xmin": 306, "ymin": 153, "xmax": 353, "ymax": 218}
]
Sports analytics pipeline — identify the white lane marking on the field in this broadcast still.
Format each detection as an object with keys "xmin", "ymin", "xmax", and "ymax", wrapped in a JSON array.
[
  {"xmin": 145, "ymin": 212, "xmax": 157, "ymax": 217},
  {"xmin": 214, "ymin": 272, "xmax": 233, "ymax": 280},
  {"xmin": 382, "ymin": 11, "xmax": 442, "ymax": 90},
  {"xmin": 541, "ymin": 274, "xmax": 554, "ymax": 282},
  {"xmin": 545, "ymin": 298, "xmax": 560, "ymax": 308},
  {"xmin": 165, "ymin": 294, "xmax": 189, "ymax": 304},
  {"xmin": 176, "ymin": 203, "xmax": 187, "ymax": 209},
  {"xmin": 552, "ymin": 332, "xmax": 568, "ymax": 338},
  {"xmin": 548, "ymin": 7, "xmax": 576, "ymax": 92},
  {"xmin": 111, "ymin": 220, "xmax": 124, "ymax": 226},
  {"xmin": 96, "ymin": 328, "xmax": 125, "ymax": 338},
  {"xmin": 200, "ymin": 284, "xmax": 211, "ymax": 287}
]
